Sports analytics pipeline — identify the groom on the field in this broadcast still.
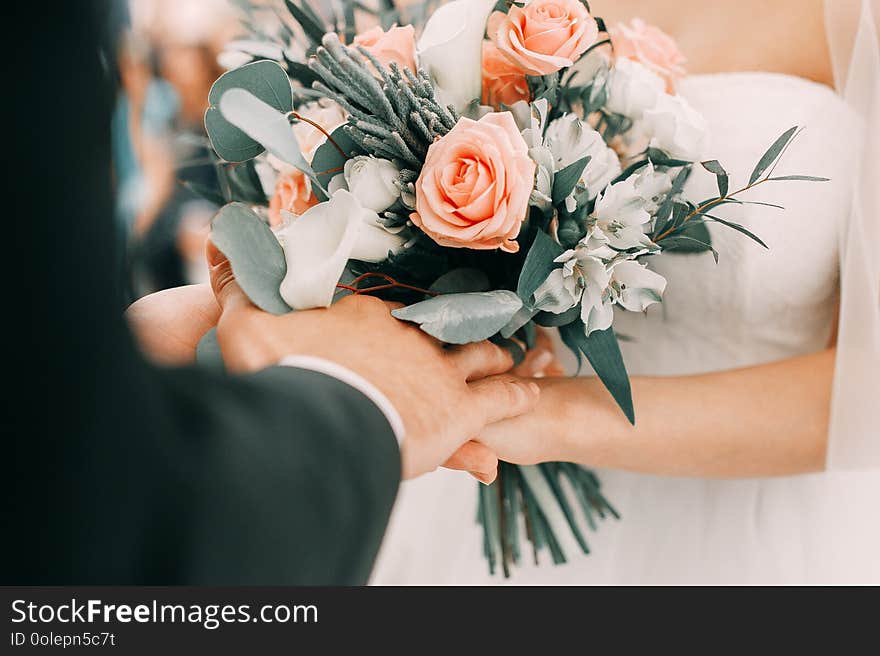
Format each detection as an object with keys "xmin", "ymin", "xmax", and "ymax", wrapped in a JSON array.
[{"xmin": 3, "ymin": 1, "xmax": 537, "ymax": 585}]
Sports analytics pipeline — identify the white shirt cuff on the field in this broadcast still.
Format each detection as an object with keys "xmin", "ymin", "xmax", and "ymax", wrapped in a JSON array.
[{"xmin": 277, "ymin": 355, "xmax": 405, "ymax": 446}]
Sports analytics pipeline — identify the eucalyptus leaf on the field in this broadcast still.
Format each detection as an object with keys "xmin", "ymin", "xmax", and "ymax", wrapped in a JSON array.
[
  {"xmin": 766, "ymin": 175, "xmax": 830, "ymax": 182},
  {"xmin": 701, "ymin": 159, "xmax": 729, "ymax": 197},
  {"xmin": 558, "ymin": 322, "xmax": 635, "ymax": 424},
  {"xmin": 500, "ymin": 305, "xmax": 538, "ymax": 338},
  {"xmin": 749, "ymin": 125, "xmax": 799, "ymax": 185},
  {"xmin": 219, "ymin": 89, "xmax": 316, "ymax": 184},
  {"xmin": 310, "ymin": 125, "xmax": 363, "ymax": 197},
  {"xmin": 516, "ymin": 230, "xmax": 565, "ymax": 304},
  {"xmin": 647, "ymin": 148, "xmax": 691, "ymax": 167},
  {"xmin": 551, "ymin": 156, "xmax": 590, "ymax": 205},
  {"xmin": 661, "ymin": 222, "xmax": 719, "ymax": 263},
  {"xmin": 205, "ymin": 60, "xmax": 293, "ymax": 162},
  {"xmin": 391, "ymin": 291, "xmax": 524, "ymax": 344},
  {"xmin": 701, "ymin": 214, "xmax": 768, "ymax": 249},
  {"xmin": 210, "ymin": 202, "xmax": 292, "ymax": 315}
]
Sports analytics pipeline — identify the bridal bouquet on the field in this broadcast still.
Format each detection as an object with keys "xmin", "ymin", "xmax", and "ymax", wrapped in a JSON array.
[{"xmin": 199, "ymin": 0, "xmax": 825, "ymax": 575}]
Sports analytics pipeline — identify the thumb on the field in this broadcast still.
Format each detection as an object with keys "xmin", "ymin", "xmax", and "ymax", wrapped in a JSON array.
[{"xmin": 206, "ymin": 240, "xmax": 255, "ymax": 316}]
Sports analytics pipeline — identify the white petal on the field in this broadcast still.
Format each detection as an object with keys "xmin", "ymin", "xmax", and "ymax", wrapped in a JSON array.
[
  {"xmin": 417, "ymin": 0, "xmax": 496, "ymax": 113},
  {"xmin": 277, "ymin": 193, "xmax": 362, "ymax": 309},
  {"xmin": 612, "ymin": 260, "xmax": 667, "ymax": 312}
]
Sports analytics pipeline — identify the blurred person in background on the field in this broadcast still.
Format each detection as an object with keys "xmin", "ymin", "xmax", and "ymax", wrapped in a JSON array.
[{"xmin": 120, "ymin": 0, "xmax": 237, "ymax": 297}]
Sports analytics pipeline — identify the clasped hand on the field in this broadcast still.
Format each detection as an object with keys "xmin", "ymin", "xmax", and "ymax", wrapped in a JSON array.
[{"xmin": 126, "ymin": 242, "xmax": 549, "ymax": 482}]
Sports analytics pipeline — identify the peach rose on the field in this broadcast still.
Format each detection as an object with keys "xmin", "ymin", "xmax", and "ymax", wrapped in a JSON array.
[
  {"xmin": 482, "ymin": 41, "xmax": 531, "ymax": 108},
  {"xmin": 268, "ymin": 169, "xmax": 316, "ymax": 226},
  {"xmin": 487, "ymin": 0, "xmax": 599, "ymax": 76},
  {"xmin": 609, "ymin": 18, "xmax": 686, "ymax": 92},
  {"xmin": 353, "ymin": 25, "xmax": 417, "ymax": 73},
  {"xmin": 411, "ymin": 112, "xmax": 536, "ymax": 253}
]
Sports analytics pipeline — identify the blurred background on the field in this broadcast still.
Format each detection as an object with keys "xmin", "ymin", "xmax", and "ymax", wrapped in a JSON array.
[{"xmin": 116, "ymin": 0, "xmax": 239, "ymax": 299}]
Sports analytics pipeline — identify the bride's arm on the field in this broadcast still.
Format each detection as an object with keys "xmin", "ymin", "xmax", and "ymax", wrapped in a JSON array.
[{"xmin": 479, "ymin": 348, "xmax": 834, "ymax": 478}]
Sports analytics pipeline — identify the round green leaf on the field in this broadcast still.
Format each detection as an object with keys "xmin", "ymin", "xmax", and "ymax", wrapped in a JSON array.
[{"xmin": 205, "ymin": 60, "xmax": 294, "ymax": 162}]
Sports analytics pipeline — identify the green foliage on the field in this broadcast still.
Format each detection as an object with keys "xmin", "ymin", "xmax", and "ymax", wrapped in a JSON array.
[
  {"xmin": 210, "ymin": 203, "xmax": 292, "ymax": 315},
  {"xmin": 428, "ymin": 268, "xmax": 491, "ymax": 294},
  {"xmin": 559, "ymin": 321, "xmax": 635, "ymax": 424},
  {"xmin": 551, "ymin": 156, "xmax": 591, "ymax": 205},
  {"xmin": 701, "ymin": 159, "xmax": 729, "ymax": 197},
  {"xmin": 309, "ymin": 33, "xmax": 456, "ymax": 174},
  {"xmin": 516, "ymin": 230, "xmax": 566, "ymax": 304},
  {"xmin": 205, "ymin": 61, "xmax": 293, "ymax": 162},
  {"xmin": 309, "ymin": 125, "xmax": 364, "ymax": 200},
  {"xmin": 749, "ymin": 125, "xmax": 799, "ymax": 184},
  {"xmin": 391, "ymin": 291, "xmax": 524, "ymax": 344}
]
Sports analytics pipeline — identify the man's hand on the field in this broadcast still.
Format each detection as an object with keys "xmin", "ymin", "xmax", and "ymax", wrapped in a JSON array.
[{"xmin": 208, "ymin": 243, "xmax": 539, "ymax": 480}]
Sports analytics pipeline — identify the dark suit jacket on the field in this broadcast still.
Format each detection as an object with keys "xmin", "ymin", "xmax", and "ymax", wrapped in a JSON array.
[{"xmin": 3, "ymin": 1, "xmax": 400, "ymax": 585}]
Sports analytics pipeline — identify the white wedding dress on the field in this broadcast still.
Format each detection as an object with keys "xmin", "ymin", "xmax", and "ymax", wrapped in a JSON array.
[{"xmin": 371, "ymin": 71, "xmax": 880, "ymax": 584}]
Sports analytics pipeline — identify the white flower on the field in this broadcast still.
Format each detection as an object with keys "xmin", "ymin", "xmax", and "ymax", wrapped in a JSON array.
[
  {"xmin": 576, "ymin": 254, "xmax": 614, "ymax": 333},
  {"xmin": 544, "ymin": 114, "xmax": 622, "ymax": 201},
  {"xmin": 605, "ymin": 59, "xmax": 664, "ymax": 119},
  {"xmin": 276, "ymin": 190, "xmax": 406, "ymax": 309},
  {"xmin": 338, "ymin": 156, "xmax": 401, "ymax": 213},
  {"xmin": 642, "ymin": 93, "xmax": 708, "ymax": 161},
  {"xmin": 417, "ymin": 0, "xmax": 496, "ymax": 113},
  {"xmin": 632, "ymin": 162, "xmax": 673, "ymax": 212},
  {"xmin": 608, "ymin": 259, "xmax": 666, "ymax": 312},
  {"xmin": 591, "ymin": 176, "xmax": 655, "ymax": 250},
  {"xmin": 533, "ymin": 242, "xmax": 611, "ymax": 319},
  {"xmin": 528, "ymin": 145, "xmax": 556, "ymax": 210},
  {"xmin": 533, "ymin": 267, "xmax": 581, "ymax": 314}
]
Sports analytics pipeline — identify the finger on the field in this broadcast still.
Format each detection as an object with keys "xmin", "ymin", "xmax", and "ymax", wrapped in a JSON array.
[
  {"xmin": 447, "ymin": 341, "xmax": 515, "ymax": 381},
  {"xmin": 206, "ymin": 240, "xmax": 256, "ymax": 315},
  {"xmin": 467, "ymin": 375, "xmax": 540, "ymax": 428},
  {"xmin": 443, "ymin": 441, "xmax": 498, "ymax": 484},
  {"xmin": 125, "ymin": 284, "xmax": 220, "ymax": 365},
  {"xmin": 515, "ymin": 348, "xmax": 554, "ymax": 377}
]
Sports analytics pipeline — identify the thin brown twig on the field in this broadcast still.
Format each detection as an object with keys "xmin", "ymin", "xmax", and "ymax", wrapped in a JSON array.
[
  {"xmin": 288, "ymin": 111, "xmax": 348, "ymax": 158},
  {"xmin": 336, "ymin": 272, "xmax": 438, "ymax": 297}
]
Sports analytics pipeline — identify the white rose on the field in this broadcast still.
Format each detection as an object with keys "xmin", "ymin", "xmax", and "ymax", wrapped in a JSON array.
[
  {"xmin": 342, "ymin": 156, "xmax": 401, "ymax": 213},
  {"xmin": 417, "ymin": 0, "xmax": 496, "ymax": 113},
  {"xmin": 642, "ymin": 93, "xmax": 708, "ymax": 161},
  {"xmin": 605, "ymin": 59, "xmax": 664, "ymax": 119},
  {"xmin": 544, "ymin": 114, "xmax": 622, "ymax": 200},
  {"xmin": 276, "ymin": 190, "xmax": 406, "ymax": 309}
]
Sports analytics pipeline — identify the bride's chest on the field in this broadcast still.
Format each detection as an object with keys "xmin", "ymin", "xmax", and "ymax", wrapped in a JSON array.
[{"xmin": 612, "ymin": 73, "xmax": 858, "ymax": 372}]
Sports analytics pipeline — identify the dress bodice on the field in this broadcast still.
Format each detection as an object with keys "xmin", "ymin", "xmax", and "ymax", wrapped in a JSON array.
[{"xmin": 609, "ymin": 72, "xmax": 859, "ymax": 376}]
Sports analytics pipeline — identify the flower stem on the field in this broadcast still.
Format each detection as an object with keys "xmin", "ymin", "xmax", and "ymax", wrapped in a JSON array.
[{"xmin": 288, "ymin": 111, "xmax": 348, "ymax": 158}]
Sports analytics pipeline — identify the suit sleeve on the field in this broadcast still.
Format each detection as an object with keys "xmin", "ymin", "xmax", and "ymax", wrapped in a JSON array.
[{"xmin": 5, "ymin": 0, "xmax": 399, "ymax": 585}]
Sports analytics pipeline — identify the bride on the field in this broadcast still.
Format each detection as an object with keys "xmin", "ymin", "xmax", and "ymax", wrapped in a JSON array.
[{"xmin": 371, "ymin": 0, "xmax": 880, "ymax": 584}]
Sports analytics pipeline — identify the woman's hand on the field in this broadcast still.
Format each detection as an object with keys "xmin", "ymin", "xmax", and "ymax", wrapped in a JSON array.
[
  {"xmin": 126, "ymin": 284, "xmax": 220, "ymax": 365},
  {"xmin": 513, "ymin": 329, "xmax": 565, "ymax": 378}
]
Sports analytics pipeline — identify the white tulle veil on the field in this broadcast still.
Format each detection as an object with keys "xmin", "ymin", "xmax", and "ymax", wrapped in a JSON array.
[{"xmin": 825, "ymin": 0, "xmax": 880, "ymax": 470}]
